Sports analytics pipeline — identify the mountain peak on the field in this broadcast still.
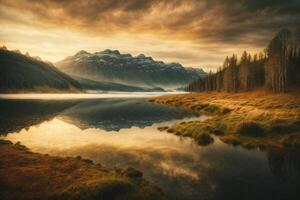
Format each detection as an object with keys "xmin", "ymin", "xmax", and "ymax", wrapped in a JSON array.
[
  {"xmin": 34, "ymin": 56, "xmax": 42, "ymax": 61},
  {"xmin": 102, "ymin": 49, "xmax": 120, "ymax": 55},
  {"xmin": 13, "ymin": 50, "xmax": 21, "ymax": 54},
  {"xmin": 137, "ymin": 54, "xmax": 146, "ymax": 59},
  {"xmin": 0, "ymin": 45, "xmax": 7, "ymax": 50},
  {"xmin": 75, "ymin": 50, "xmax": 90, "ymax": 56}
]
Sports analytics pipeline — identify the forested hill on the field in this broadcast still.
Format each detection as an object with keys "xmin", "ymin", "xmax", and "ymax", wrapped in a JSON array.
[
  {"xmin": 187, "ymin": 28, "xmax": 300, "ymax": 93},
  {"xmin": 0, "ymin": 48, "xmax": 82, "ymax": 93}
]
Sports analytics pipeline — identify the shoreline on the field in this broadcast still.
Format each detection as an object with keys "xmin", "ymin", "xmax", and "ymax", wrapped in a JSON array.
[
  {"xmin": 149, "ymin": 90, "xmax": 300, "ymax": 148},
  {"xmin": 0, "ymin": 140, "xmax": 166, "ymax": 200}
]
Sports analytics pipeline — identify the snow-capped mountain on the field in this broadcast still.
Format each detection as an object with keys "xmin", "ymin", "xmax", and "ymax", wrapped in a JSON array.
[{"xmin": 56, "ymin": 49, "xmax": 206, "ymax": 89}]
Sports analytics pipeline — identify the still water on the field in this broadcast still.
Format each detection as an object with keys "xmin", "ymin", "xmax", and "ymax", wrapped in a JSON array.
[{"xmin": 0, "ymin": 94, "xmax": 299, "ymax": 200}]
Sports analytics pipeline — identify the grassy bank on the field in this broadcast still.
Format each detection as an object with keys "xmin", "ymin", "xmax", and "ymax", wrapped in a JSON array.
[
  {"xmin": 0, "ymin": 140, "xmax": 166, "ymax": 200},
  {"xmin": 150, "ymin": 90, "xmax": 300, "ymax": 148}
]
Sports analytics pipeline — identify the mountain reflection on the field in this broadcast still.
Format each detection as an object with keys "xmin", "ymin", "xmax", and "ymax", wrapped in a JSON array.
[
  {"xmin": 4, "ymin": 117, "xmax": 300, "ymax": 200},
  {"xmin": 0, "ymin": 98, "xmax": 194, "ymax": 135},
  {"xmin": 2, "ymin": 98, "xmax": 300, "ymax": 200},
  {"xmin": 0, "ymin": 100, "xmax": 78, "ymax": 135},
  {"xmin": 59, "ymin": 99, "xmax": 194, "ymax": 131}
]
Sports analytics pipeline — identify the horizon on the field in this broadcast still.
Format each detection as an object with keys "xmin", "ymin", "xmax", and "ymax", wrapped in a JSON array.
[
  {"xmin": 1, "ymin": 0, "xmax": 299, "ymax": 71},
  {"xmin": 1, "ymin": 45, "xmax": 209, "ymax": 70}
]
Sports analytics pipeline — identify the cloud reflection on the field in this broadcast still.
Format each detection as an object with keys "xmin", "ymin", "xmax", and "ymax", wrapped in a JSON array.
[{"xmin": 3, "ymin": 117, "xmax": 300, "ymax": 200}]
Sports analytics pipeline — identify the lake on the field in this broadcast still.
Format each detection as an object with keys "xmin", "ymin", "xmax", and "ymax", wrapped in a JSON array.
[{"xmin": 0, "ymin": 93, "xmax": 299, "ymax": 200}]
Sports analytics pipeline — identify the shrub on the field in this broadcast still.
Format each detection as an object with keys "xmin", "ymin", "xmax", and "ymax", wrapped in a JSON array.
[
  {"xmin": 195, "ymin": 133, "xmax": 214, "ymax": 146},
  {"xmin": 213, "ymin": 129, "xmax": 225, "ymax": 136},
  {"xmin": 215, "ymin": 122, "xmax": 227, "ymax": 133},
  {"xmin": 203, "ymin": 104, "xmax": 221, "ymax": 113},
  {"xmin": 167, "ymin": 128, "xmax": 175, "ymax": 133},
  {"xmin": 121, "ymin": 167, "xmax": 143, "ymax": 178},
  {"xmin": 158, "ymin": 126, "xmax": 168, "ymax": 131},
  {"xmin": 191, "ymin": 103, "xmax": 209, "ymax": 111},
  {"xmin": 237, "ymin": 122, "xmax": 265, "ymax": 136}
]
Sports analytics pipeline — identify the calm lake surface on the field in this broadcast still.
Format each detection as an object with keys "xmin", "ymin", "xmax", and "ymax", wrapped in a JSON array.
[{"xmin": 1, "ymin": 93, "xmax": 299, "ymax": 200}]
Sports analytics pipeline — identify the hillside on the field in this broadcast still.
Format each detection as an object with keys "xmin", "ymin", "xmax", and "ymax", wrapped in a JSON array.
[
  {"xmin": 0, "ymin": 48, "xmax": 82, "ymax": 93},
  {"xmin": 56, "ymin": 49, "xmax": 206, "ymax": 89}
]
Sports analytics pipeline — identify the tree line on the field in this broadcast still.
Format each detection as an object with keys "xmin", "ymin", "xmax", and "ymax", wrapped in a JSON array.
[{"xmin": 186, "ymin": 29, "xmax": 300, "ymax": 93}]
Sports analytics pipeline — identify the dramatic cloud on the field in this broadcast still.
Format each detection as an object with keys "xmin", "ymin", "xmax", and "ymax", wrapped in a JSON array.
[{"xmin": 1, "ymin": 0, "xmax": 299, "ymax": 69}]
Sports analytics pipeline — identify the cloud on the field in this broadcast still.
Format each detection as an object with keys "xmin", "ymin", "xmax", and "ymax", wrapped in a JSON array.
[
  {"xmin": 0, "ymin": 0, "xmax": 299, "ymax": 68},
  {"xmin": 1, "ymin": 0, "xmax": 299, "ymax": 45}
]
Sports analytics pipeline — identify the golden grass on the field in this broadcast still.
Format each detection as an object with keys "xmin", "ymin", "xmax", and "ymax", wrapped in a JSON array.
[
  {"xmin": 150, "ymin": 90, "xmax": 300, "ymax": 148},
  {"xmin": 0, "ymin": 140, "xmax": 166, "ymax": 200}
]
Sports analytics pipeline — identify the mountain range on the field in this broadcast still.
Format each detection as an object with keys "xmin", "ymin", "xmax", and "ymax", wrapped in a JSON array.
[
  {"xmin": 56, "ymin": 49, "xmax": 206, "ymax": 90},
  {"xmin": 0, "ymin": 47, "xmax": 206, "ymax": 93}
]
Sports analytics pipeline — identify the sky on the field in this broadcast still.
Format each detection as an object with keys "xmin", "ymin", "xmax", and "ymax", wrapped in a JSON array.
[{"xmin": 1, "ymin": 0, "xmax": 300, "ymax": 71}]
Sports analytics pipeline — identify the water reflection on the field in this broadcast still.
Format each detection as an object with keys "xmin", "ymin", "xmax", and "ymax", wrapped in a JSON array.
[
  {"xmin": 267, "ymin": 147, "xmax": 300, "ymax": 179},
  {"xmin": 1, "ymin": 98, "xmax": 300, "ymax": 200},
  {"xmin": 59, "ymin": 99, "xmax": 194, "ymax": 131},
  {"xmin": 0, "ymin": 98, "xmax": 193, "ymax": 134},
  {"xmin": 0, "ymin": 100, "xmax": 78, "ymax": 135}
]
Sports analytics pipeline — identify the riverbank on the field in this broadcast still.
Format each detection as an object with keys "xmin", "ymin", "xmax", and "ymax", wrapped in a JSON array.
[
  {"xmin": 0, "ymin": 140, "xmax": 166, "ymax": 200},
  {"xmin": 150, "ymin": 90, "xmax": 300, "ymax": 148}
]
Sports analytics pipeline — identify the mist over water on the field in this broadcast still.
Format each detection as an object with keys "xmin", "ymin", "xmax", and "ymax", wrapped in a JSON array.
[
  {"xmin": 0, "ymin": 91, "xmax": 187, "ymax": 100},
  {"xmin": 1, "ymin": 94, "xmax": 300, "ymax": 200}
]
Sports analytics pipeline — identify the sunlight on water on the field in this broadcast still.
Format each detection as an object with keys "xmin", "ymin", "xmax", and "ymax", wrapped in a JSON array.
[
  {"xmin": 1, "ymin": 98, "xmax": 299, "ymax": 200},
  {"xmin": 4, "ymin": 118, "xmax": 198, "ymax": 150},
  {"xmin": 0, "ymin": 92, "xmax": 187, "ymax": 100},
  {"xmin": 2, "ymin": 116, "xmax": 276, "ymax": 200},
  {"xmin": 3, "ymin": 117, "xmax": 211, "ymax": 180}
]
